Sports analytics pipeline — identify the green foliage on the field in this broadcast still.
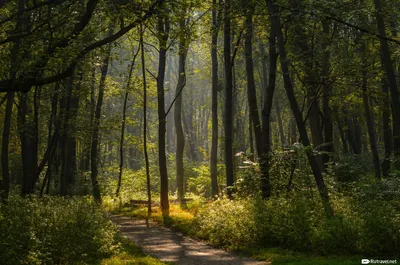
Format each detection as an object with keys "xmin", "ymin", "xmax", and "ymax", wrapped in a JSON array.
[
  {"xmin": 330, "ymin": 154, "xmax": 371, "ymax": 182},
  {"xmin": 186, "ymin": 163, "xmax": 225, "ymax": 197},
  {"xmin": 0, "ymin": 196, "xmax": 119, "ymax": 265},
  {"xmin": 194, "ymin": 189, "xmax": 400, "ymax": 256},
  {"xmin": 196, "ymin": 197, "xmax": 257, "ymax": 247}
]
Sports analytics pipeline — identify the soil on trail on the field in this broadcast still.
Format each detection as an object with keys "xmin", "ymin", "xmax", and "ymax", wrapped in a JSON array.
[{"xmin": 111, "ymin": 215, "xmax": 267, "ymax": 265}]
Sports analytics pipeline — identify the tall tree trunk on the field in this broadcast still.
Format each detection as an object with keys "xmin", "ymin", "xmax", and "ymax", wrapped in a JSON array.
[
  {"xmin": 224, "ymin": 0, "xmax": 234, "ymax": 196},
  {"xmin": 359, "ymin": 29, "xmax": 381, "ymax": 179},
  {"xmin": 244, "ymin": 6, "xmax": 262, "ymax": 157},
  {"xmin": 80, "ymin": 64, "xmax": 97, "ymax": 172},
  {"xmin": 157, "ymin": 14, "xmax": 170, "ymax": 217},
  {"xmin": 166, "ymin": 58, "xmax": 174, "ymax": 153},
  {"xmin": 18, "ymin": 92, "xmax": 36, "ymax": 195},
  {"xmin": 140, "ymin": 23, "xmax": 152, "ymax": 216},
  {"xmin": 260, "ymin": 26, "xmax": 278, "ymax": 198},
  {"xmin": 174, "ymin": 16, "xmax": 188, "ymax": 202},
  {"xmin": 91, "ymin": 36, "xmax": 112, "ymax": 204},
  {"xmin": 60, "ymin": 74, "xmax": 78, "ymax": 196},
  {"xmin": 268, "ymin": 0, "xmax": 333, "ymax": 215},
  {"xmin": 321, "ymin": 21, "xmax": 334, "ymax": 170},
  {"xmin": 373, "ymin": 0, "xmax": 400, "ymax": 155},
  {"xmin": 290, "ymin": 117, "xmax": 297, "ymax": 145},
  {"xmin": 40, "ymin": 82, "xmax": 60, "ymax": 197},
  {"xmin": 353, "ymin": 117, "xmax": 363, "ymax": 154},
  {"xmin": 1, "ymin": 0, "xmax": 25, "ymax": 202},
  {"xmin": 381, "ymin": 80, "xmax": 392, "ymax": 176},
  {"xmin": 291, "ymin": 0, "xmax": 324, "ymax": 171},
  {"xmin": 185, "ymin": 87, "xmax": 197, "ymax": 161},
  {"xmin": 116, "ymin": 48, "xmax": 139, "ymax": 198},
  {"xmin": 249, "ymin": 116, "xmax": 255, "ymax": 161},
  {"xmin": 275, "ymin": 101, "xmax": 286, "ymax": 146},
  {"xmin": 361, "ymin": 69, "xmax": 381, "ymax": 179},
  {"xmin": 1, "ymin": 91, "xmax": 14, "ymax": 202}
]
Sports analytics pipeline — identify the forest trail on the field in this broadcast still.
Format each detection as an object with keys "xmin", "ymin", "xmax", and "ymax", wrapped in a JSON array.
[{"xmin": 111, "ymin": 215, "xmax": 267, "ymax": 265}]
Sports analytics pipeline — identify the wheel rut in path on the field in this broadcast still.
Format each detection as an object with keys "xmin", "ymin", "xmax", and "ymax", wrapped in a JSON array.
[{"xmin": 111, "ymin": 215, "xmax": 267, "ymax": 265}]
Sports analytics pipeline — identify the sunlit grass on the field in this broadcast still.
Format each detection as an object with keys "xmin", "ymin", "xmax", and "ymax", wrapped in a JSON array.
[
  {"xmin": 123, "ymin": 202, "xmax": 199, "ymax": 236},
  {"xmin": 241, "ymin": 247, "xmax": 363, "ymax": 265},
  {"xmin": 100, "ymin": 237, "xmax": 172, "ymax": 265}
]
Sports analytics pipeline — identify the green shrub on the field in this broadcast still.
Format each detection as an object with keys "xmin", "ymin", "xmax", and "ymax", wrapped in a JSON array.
[
  {"xmin": 194, "ymin": 190, "xmax": 400, "ymax": 256},
  {"xmin": 186, "ymin": 163, "xmax": 225, "ymax": 198},
  {"xmin": 0, "ymin": 195, "xmax": 119, "ymax": 265},
  {"xmin": 196, "ymin": 197, "xmax": 257, "ymax": 247},
  {"xmin": 331, "ymin": 154, "xmax": 371, "ymax": 182}
]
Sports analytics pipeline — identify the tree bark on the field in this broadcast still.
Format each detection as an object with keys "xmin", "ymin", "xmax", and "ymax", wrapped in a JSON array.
[
  {"xmin": 1, "ymin": 0, "xmax": 25, "ymax": 202},
  {"xmin": 1, "ymin": 91, "xmax": 14, "ymax": 202},
  {"xmin": 275, "ymin": 101, "xmax": 286, "ymax": 147},
  {"xmin": 59, "ymin": 74, "xmax": 79, "ymax": 196},
  {"xmin": 210, "ymin": 0, "xmax": 219, "ymax": 196},
  {"xmin": 260, "ymin": 25, "xmax": 278, "ymax": 198},
  {"xmin": 91, "ymin": 34, "xmax": 112, "ymax": 204},
  {"xmin": 373, "ymin": 0, "xmax": 400, "ymax": 155},
  {"xmin": 157, "ymin": 13, "xmax": 170, "ymax": 217},
  {"xmin": 268, "ymin": 0, "xmax": 333, "ymax": 215},
  {"xmin": 116, "ymin": 48, "xmax": 139, "ymax": 198},
  {"xmin": 166, "ymin": 58, "xmax": 175, "ymax": 153},
  {"xmin": 244, "ymin": 7, "xmax": 262, "ymax": 157},
  {"xmin": 359, "ymin": 29, "xmax": 381, "ymax": 179},
  {"xmin": 361, "ymin": 69, "xmax": 381, "ymax": 179},
  {"xmin": 381, "ymin": 79, "xmax": 392, "ymax": 176},
  {"xmin": 321, "ymin": 21, "xmax": 334, "ymax": 170},
  {"xmin": 174, "ymin": 16, "xmax": 188, "ymax": 202},
  {"xmin": 140, "ymin": 23, "xmax": 152, "ymax": 216},
  {"xmin": 224, "ymin": 0, "xmax": 234, "ymax": 197},
  {"xmin": 18, "ymin": 92, "xmax": 37, "ymax": 195}
]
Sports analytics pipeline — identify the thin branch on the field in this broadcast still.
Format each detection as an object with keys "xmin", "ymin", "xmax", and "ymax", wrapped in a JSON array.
[
  {"xmin": 230, "ymin": 28, "xmax": 244, "ymax": 71},
  {"xmin": 146, "ymin": 68, "xmax": 157, "ymax": 80},
  {"xmin": 277, "ymin": 3, "xmax": 400, "ymax": 45},
  {"xmin": 0, "ymin": 0, "xmax": 63, "ymax": 26},
  {"xmin": 143, "ymin": 41, "xmax": 160, "ymax": 52},
  {"xmin": 165, "ymin": 76, "xmax": 186, "ymax": 117},
  {"xmin": 0, "ymin": 0, "xmax": 165, "ymax": 93}
]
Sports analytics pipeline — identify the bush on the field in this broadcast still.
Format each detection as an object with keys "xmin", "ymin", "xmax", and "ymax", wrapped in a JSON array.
[
  {"xmin": 330, "ymin": 154, "xmax": 371, "ymax": 182},
  {"xmin": 194, "ymin": 190, "xmax": 400, "ymax": 256},
  {"xmin": 0, "ymin": 195, "xmax": 119, "ymax": 265},
  {"xmin": 196, "ymin": 197, "xmax": 257, "ymax": 247},
  {"xmin": 186, "ymin": 163, "xmax": 225, "ymax": 198}
]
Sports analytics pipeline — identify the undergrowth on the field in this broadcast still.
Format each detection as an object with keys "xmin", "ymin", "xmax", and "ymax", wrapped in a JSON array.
[{"xmin": 0, "ymin": 195, "xmax": 119, "ymax": 265}]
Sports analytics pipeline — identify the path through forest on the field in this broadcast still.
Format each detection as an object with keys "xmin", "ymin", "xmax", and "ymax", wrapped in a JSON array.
[{"xmin": 111, "ymin": 215, "xmax": 267, "ymax": 265}]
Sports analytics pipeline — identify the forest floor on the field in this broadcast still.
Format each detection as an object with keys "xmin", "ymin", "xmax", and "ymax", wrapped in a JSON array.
[{"xmin": 111, "ymin": 215, "xmax": 267, "ymax": 265}]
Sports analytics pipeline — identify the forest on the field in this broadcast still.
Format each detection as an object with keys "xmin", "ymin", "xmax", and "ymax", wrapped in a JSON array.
[{"xmin": 0, "ymin": 0, "xmax": 400, "ymax": 264}]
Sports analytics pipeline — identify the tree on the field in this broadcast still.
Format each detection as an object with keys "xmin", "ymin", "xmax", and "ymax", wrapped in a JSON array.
[
  {"xmin": 174, "ymin": 7, "xmax": 189, "ymax": 202},
  {"xmin": 91, "ymin": 29, "xmax": 113, "ymax": 204},
  {"xmin": 373, "ymin": 0, "xmax": 400, "ymax": 156},
  {"xmin": 210, "ymin": 0, "xmax": 221, "ymax": 197},
  {"xmin": 268, "ymin": 0, "xmax": 333, "ymax": 215},
  {"xmin": 156, "ymin": 8, "xmax": 170, "ymax": 217},
  {"xmin": 116, "ymin": 46, "xmax": 140, "ymax": 198},
  {"xmin": 224, "ymin": 0, "xmax": 234, "ymax": 196},
  {"xmin": 140, "ymin": 23, "xmax": 152, "ymax": 216}
]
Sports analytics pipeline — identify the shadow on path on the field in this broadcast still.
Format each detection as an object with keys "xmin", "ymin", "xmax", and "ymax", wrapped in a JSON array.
[{"xmin": 111, "ymin": 215, "xmax": 267, "ymax": 265}]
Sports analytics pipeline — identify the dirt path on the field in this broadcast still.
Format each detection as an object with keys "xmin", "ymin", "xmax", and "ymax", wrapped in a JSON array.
[{"xmin": 111, "ymin": 215, "xmax": 267, "ymax": 265}]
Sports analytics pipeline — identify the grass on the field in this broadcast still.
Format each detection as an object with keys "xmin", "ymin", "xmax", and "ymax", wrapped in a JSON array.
[
  {"xmin": 114, "ymin": 201, "xmax": 367, "ymax": 265},
  {"xmin": 241, "ymin": 247, "xmax": 364, "ymax": 265},
  {"xmin": 120, "ymin": 202, "xmax": 200, "ymax": 236},
  {"xmin": 100, "ymin": 236, "xmax": 172, "ymax": 265}
]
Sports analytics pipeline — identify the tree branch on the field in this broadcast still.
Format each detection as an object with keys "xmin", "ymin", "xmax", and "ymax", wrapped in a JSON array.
[{"xmin": 0, "ymin": 0, "xmax": 166, "ymax": 93}]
